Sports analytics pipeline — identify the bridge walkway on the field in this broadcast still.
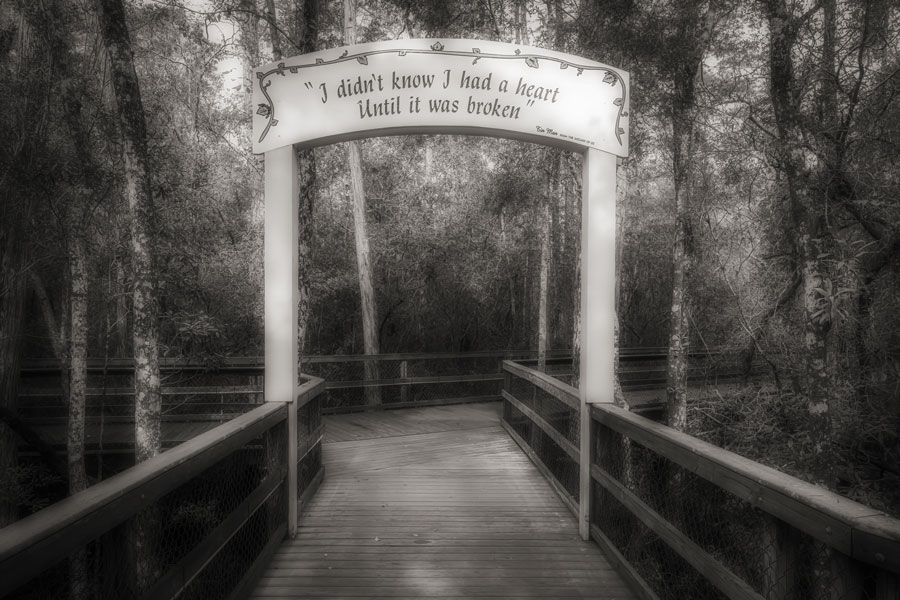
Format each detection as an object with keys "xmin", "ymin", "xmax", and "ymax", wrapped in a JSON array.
[{"xmin": 249, "ymin": 402, "xmax": 637, "ymax": 599}]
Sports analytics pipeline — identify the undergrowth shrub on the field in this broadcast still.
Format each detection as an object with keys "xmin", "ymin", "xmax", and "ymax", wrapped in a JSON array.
[{"xmin": 688, "ymin": 384, "xmax": 900, "ymax": 517}]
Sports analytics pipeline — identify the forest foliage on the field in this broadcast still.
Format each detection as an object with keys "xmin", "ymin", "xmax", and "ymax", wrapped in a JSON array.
[{"xmin": 1, "ymin": 0, "xmax": 899, "ymax": 521}]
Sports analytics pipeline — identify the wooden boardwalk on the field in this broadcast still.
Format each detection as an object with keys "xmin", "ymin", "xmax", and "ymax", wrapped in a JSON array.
[{"xmin": 250, "ymin": 402, "xmax": 637, "ymax": 599}]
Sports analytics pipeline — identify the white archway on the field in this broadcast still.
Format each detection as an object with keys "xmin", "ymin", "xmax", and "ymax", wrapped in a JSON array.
[{"xmin": 253, "ymin": 39, "xmax": 629, "ymax": 540}]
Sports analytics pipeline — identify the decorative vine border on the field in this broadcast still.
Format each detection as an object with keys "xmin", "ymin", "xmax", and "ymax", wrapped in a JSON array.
[{"xmin": 256, "ymin": 41, "xmax": 628, "ymax": 147}]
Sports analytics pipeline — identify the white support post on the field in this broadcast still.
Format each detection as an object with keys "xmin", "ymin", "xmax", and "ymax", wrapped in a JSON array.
[
  {"xmin": 264, "ymin": 145, "xmax": 300, "ymax": 537},
  {"xmin": 578, "ymin": 148, "xmax": 617, "ymax": 541}
]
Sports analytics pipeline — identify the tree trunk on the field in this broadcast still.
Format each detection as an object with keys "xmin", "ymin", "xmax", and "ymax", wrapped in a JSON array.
[
  {"xmin": 95, "ymin": 0, "xmax": 161, "ymax": 590},
  {"xmin": 297, "ymin": 155, "xmax": 315, "ymax": 362},
  {"xmin": 665, "ymin": 157, "xmax": 692, "ymax": 431},
  {"xmin": 115, "ymin": 254, "xmax": 129, "ymax": 357},
  {"xmin": 264, "ymin": 0, "xmax": 282, "ymax": 61},
  {"xmin": 47, "ymin": 0, "xmax": 94, "ymax": 499},
  {"xmin": 764, "ymin": 0, "xmax": 838, "ymax": 452},
  {"xmin": 614, "ymin": 158, "xmax": 627, "ymax": 408},
  {"xmin": 571, "ymin": 246, "xmax": 581, "ymax": 386},
  {"xmin": 343, "ymin": 0, "xmax": 380, "ymax": 407},
  {"xmin": 514, "ymin": 0, "xmax": 526, "ymax": 45},
  {"xmin": 555, "ymin": 155, "xmax": 568, "ymax": 342},
  {"xmin": 798, "ymin": 201, "xmax": 834, "ymax": 442},
  {"xmin": 67, "ymin": 225, "xmax": 89, "ymax": 495},
  {"xmin": 349, "ymin": 141, "xmax": 381, "ymax": 406},
  {"xmin": 537, "ymin": 154, "xmax": 555, "ymax": 371},
  {"xmin": 537, "ymin": 209, "xmax": 550, "ymax": 370},
  {"xmin": 295, "ymin": 0, "xmax": 319, "ymax": 369},
  {"xmin": 571, "ymin": 156, "xmax": 582, "ymax": 386},
  {"xmin": 539, "ymin": 2, "xmax": 563, "ymax": 372},
  {"xmin": 664, "ymin": 3, "xmax": 716, "ymax": 432},
  {"xmin": 424, "ymin": 138, "xmax": 434, "ymax": 184},
  {"xmin": 295, "ymin": 0, "xmax": 320, "ymax": 55},
  {"xmin": 238, "ymin": 0, "xmax": 260, "ymax": 94},
  {"xmin": 67, "ymin": 224, "xmax": 90, "ymax": 600},
  {"xmin": 95, "ymin": 0, "xmax": 161, "ymax": 466}
]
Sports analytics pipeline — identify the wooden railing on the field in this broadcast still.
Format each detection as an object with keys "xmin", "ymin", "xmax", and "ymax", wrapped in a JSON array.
[
  {"xmin": 501, "ymin": 360, "xmax": 900, "ymax": 600},
  {"xmin": 18, "ymin": 348, "xmax": 755, "ymax": 420},
  {"xmin": 0, "ymin": 375, "xmax": 325, "ymax": 600},
  {"xmin": 17, "ymin": 351, "xmax": 561, "ymax": 418}
]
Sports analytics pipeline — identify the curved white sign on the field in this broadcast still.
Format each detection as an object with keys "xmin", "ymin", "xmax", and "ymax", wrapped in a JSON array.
[{"xmin": 252, "ymin": 39, "xmax": 629, "ymax": 156}]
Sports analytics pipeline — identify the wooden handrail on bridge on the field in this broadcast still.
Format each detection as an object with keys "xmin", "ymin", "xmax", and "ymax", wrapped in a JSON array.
[
  {"xmin": 590, "ymin": 402, "xmax": 900, "ymax": 574},
  {"xmin": 1, "ymin": 375, "xmax": 327, "ymax": 599},
  {"xmin": 18, "ymin": 349, "xmax": 574, "ymax": 375},
  {"xmin": 17, "ymin": 349, "xmax": 759, "ymax": 423},
  {"xmin": 18, "ymin": 352, "xmax": 561, "ymax": 417},
  {"xmin": 0, "ymin": 403, "xmax": 286, "ymax": 596},
  {"xmin": 500, "ymin": 359, "xmax": 900, "ymax": 600}
]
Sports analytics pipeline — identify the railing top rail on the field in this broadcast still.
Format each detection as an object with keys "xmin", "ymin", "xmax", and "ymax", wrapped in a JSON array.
[
  {"xmin": 300, "ymin": 349, "xmax": 572, "ymax": 362},
  {"xmin": 0, "ymin": 402, "xmax": 287, "ymax": 590},
  {"xmin": 502, "ymin": 359, "xmax": 900, "ymax": 575},
  {"xmin": 20, "ymin": 347, "xmax": 745, "ymax": 374},
  {"xmin": 592, "ymin": 402, "xmax": 900, "ymax": 574},
  {"xmin": 19, "ymin": 350, "xmax": 569, "ymax": 372},
  {"xmin": 502, "ymin": 359, "xmax": 580, "ymax": 410},
  {"xmin": 297, "ymin": 374, "xmax": 326, "ymax": 407}
]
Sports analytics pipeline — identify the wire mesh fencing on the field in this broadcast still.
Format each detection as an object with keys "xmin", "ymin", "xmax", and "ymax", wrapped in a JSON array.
[
  {"xmin": 500, "ymin": 359, "xmax": 900, "ymax": 600},
  {"xmin": 589, "ymin": 414, "xmax": 900, "ymax": 600},
  {"xmin": 303, "ymin": 351, "xmax": 556, "ymax": 413},
  {"xmin": 18, "ymin": 367, "xmax": 265, "ymax": 426},
  {"xmin": 592, "ymin": 421, "xmax": 756, "ymax": 599},
  {"xmin": 296, "ymin": 390, "xmax": 324, "ymax": 504},
  {"xmin": 18, "ymin": 349, "xmax": 755, "ymax": 424},
  {"xmin": 1, "ymin": 404, "xmax": 291, "ymax": 600},
  {"xmin": 501, "ymin": 361, "xmax": 581, "ymax": 507}
]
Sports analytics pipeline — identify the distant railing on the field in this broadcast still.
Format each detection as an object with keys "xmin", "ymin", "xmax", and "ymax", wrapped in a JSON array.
[
  {"xmin": 0, "ymin": 375, "xmax": 325, "ymax": 600},
  {"xmin": 18, "ymin": 348, "xmax": 757, "ymax": 420},
  {"xmin": 18, "ymin": 351, "xmax": 561, "ymax": 419},
  {"xmin": 501, "ymin": 360, "xmax": 900, "ymax": 600},
  {"xmin": 306, "ymin": 350, "xmax": 570, "ymax": 413}
]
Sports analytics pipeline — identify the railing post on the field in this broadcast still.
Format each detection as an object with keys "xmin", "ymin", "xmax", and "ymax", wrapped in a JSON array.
[
  {"xmin": 255, "ymin": 375, "xmax": 264, "ymax": 404},
  {"xmin": 820, "ymin": 548, "xmax": 862, "ymax": 600},
  {"xmin": 502, "ymin": 366, "xmax": 512, "ymax": 422},
  {"xmin": 580, "ymin": 402, "xmax": 594, "ymax": 540},
  {"xmin": 400, "ymin": 360, "xmax": 408, "ymax": 404},
  {"xmin": 876, "ymin": 571, "xmax": 900, "ymax": 600},
  {"xmin": 287, "ymin": 398, "xmax": 298, "ymax": 536},
  {"xmin": 762, "ymin": 516, "xmax": 800, "ymax": 599}
]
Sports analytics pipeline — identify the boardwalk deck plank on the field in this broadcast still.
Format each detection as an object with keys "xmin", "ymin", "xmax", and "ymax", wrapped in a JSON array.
[{"xmin": 249, "ymin": 402, "xmax": 638, "ymax": 599}]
